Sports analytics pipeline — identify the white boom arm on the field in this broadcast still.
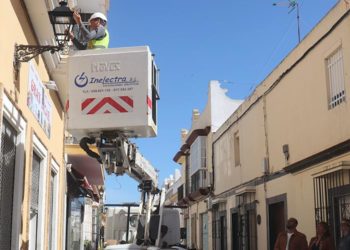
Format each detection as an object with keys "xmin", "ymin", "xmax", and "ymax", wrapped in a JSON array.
[
  {"xmin": 80, "ymin": 131, "xmax": 159, "ymax": 245},
  {"xmin": 93, "ymin": 131, "xmax": 158, "ymax": 189}
]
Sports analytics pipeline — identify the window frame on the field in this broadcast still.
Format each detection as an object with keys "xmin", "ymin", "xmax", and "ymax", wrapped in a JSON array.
[
  {"xmin": 325, "ymin": 46, "xmax": 346, "ymax": 109},
  {"xmin": 1, "ymin": 93, "xmax": 27, "ymax": 250},
  {"xmin": 30, "ymin": 134, "xmax": 48, "ymax": 250}
]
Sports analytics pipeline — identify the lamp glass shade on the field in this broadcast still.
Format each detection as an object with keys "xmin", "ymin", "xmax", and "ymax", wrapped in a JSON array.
[
  {"xmin": 48, "ymin": 1, "xmax": 73, "ymax": 25},
  {"xmin": 48, "ymin": 1, "xmax": 74, "ymax": 46}
]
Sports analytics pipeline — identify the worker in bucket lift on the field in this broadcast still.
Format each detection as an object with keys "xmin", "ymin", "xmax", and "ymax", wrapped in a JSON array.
[{"xmin": 69, "ymin": 11, "xmax": 109, "ymax": 50}]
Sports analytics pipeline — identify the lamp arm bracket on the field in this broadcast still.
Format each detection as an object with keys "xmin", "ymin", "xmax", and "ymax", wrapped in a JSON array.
[{"xmin": 14, "ymin": 44, "xmax": 63, "ymax": 63}]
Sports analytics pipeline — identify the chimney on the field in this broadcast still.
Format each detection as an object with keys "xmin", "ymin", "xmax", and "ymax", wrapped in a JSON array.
[
  {"xmin": 181, "ymin": 129, "xmax": 188, "ymax": 144},
  {"xmin": 192, "ymin": 109, "xmax": 200, "ymax": 123}
]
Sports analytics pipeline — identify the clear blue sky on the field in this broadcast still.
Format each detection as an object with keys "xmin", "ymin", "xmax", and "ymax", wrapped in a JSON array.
[{"xmin": 104, "ymin": 0, "xmax": 339, "ymax": 204}]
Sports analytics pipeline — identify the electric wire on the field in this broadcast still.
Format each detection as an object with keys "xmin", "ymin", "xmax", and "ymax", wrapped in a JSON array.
[{"xmin": 255, "ymin": 0, "xmax": 305, "ymax": 84}]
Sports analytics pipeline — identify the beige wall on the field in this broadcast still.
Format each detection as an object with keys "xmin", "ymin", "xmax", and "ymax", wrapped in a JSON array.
[
  {"xmin": 214, "ymin": 100, "xmax": 266, "ymax": 194},
  {"xmin": 1, "ymin": 1, "xmax": 65, "ymax": 249},
  {"xmin": 214, "ymin": 2, "xmax": 350, "ymax": 182},
  {"xmin": 211, "ymin": 2, "xmax": 350, "ymax": 250}
]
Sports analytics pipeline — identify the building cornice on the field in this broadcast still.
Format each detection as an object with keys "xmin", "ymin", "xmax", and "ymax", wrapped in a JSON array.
[{"xmin": 284, "ymin": 139, "xmax": 350, "ymax": 173}]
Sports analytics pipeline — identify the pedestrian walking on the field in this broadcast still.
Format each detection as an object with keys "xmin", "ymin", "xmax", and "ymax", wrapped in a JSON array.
[
  {"xmin": 274, "ymin": 217, "xmax": 308, "ymax": 250},
  {"xmin": 308, "ymin": 221, "xmax": 335, "ymax": 250}
]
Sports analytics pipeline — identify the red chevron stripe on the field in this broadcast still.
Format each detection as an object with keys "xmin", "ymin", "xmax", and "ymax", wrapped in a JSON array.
[
  {"xmin": 120, "ymin": 96, "xmax": 134, "ymax": 107},
  {"xmin": 81, "ymin": 98, "xmax": 95, "ymax": 110},
  {"xmin": 87, "ymin": 97, "xmax": 128, "ymax": 114},
  {"xmin": 147, "ymin": 96, "xmax": 152, "ymax": 109}
]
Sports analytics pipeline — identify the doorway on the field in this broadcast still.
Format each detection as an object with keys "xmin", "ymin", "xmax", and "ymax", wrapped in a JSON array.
[
  {"xmin": 267, "ymin": 194, "xmax": 287, "ymax": 250},
  {"xmin": 231, "ymin": 211, "xmax": 239, "ymax": 250},
  {"xmin": 201, "ymin": 213, "xmax": 208, "ymax": 250}
]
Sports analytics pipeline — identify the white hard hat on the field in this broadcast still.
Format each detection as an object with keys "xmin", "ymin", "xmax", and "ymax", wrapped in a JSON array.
[{"xmin": 89, "ymin": 12, "xmax": 107, "ymax": 22}]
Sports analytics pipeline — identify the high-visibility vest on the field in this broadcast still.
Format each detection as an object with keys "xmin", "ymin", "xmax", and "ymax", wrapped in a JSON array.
[{"xmin": 88, "ymin": 29, "xmax": 109, "ymax": 49}]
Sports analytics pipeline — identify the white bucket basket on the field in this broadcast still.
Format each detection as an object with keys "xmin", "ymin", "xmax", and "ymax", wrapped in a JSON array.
[{"xmin": 67, "ymin": 46, "xmax": 158, "ymax": 139}]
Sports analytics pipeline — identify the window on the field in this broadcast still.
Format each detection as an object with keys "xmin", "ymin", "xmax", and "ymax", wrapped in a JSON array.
[
  {"xmin": 234, "ymin": 132, "xmax": 240, "ymax": 167},
  {"xmin": 190, "ymin": 169, "xmax": 208, "ymax": 192},
  {"xmin": 49, "ymin": 161, "xmax": 59, "ymax": 250},
  {"xmin": 30, "ymin": 152, "xmax": 41, "ymax": 249},
  {"xmin": 1, "ymin": 94, "xmax": 26, "ymax": 249},
  {"xmin": 326, "ymin": 47, "xmax": 345, "ymax": 109},
  {"xmin": 313, "ymin": 169, "xmax": 350, "ymax": 246},
  {"xmin": 189, "ymin": 136, "xmax": 206, "ymax": 175},
  {"xmin": 29, "ymin": 135, "xmax": 48, "ymax": 250},
  {"xmin": 0, "ymin": 119, "xmax": 17, "ymax": 249},
  {"xmin": 212, "ymin": 209, "xmax": 227, "ymax": 250}
]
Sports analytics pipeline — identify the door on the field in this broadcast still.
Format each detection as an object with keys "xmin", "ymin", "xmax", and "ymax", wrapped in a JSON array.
[
  {"xmin": 329, "ymin": 184, "xmax": 350, "ymax": 247},
  {"xmin": 231, "ymin": 212, "xmax": 239, "ymax": 250},
  {"xmin": 220, "ymin": 214, "xmax": 227, "ymax": 250},
  {"xmin": 268, "ymin": 201, "xmax": 286, "ymax": 250},
  {"xmin": 246, "ymin": 208, "xmax": 257, "ymax": 250},
  {"xmin": 0, "ymin": 119, "xmax": 17, "ymax": 249},
  {"xmin": 201, "ymin": 213, "xmax": 208, "ymax": 250}
]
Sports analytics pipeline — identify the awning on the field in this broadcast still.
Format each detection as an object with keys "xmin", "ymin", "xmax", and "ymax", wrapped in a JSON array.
[
  {"xmin": 68, "ymin": 154, "xmax": 104, "ymax": 186},
  {"xmin": 67, "ymin": 153, "xmax": 104, "ymax": 201}
]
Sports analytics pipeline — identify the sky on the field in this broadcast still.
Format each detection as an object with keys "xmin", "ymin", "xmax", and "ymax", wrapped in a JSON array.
[{"xmin": 104, "ymin": 0, "xmax": 339, "ymax": 204}]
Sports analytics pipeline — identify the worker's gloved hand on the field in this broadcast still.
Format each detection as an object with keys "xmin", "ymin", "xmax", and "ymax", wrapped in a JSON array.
[{"xmin": 73, "ymin": 10, "xmax": 82, "ymax": 25}]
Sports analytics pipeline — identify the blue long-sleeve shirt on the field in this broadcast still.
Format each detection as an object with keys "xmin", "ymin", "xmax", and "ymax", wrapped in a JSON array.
[{"xmin": 72, "ymin": 24, "xmax": 106, "ymax": 50}]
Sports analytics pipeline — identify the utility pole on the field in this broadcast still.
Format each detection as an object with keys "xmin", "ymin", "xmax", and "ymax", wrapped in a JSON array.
[{"xmin": 273, "ymin": 0, "xmax": 301, "ymax": 43}]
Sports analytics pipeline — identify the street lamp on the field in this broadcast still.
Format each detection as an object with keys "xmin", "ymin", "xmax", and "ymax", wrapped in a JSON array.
[
  {"xmin": 48, "ymin": 1, "xmax": 74, "ymax": 47},
  {"xmin": 14, "ymin": 1, "xmax": 74, "ymax": 64},
  {"xmin": 273, "ymin": 0, "xmax": 301, "ymax": 43}
]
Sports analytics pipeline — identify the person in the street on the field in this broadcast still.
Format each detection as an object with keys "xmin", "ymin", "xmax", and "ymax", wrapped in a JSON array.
[
  {"xmin": 69, "ymin": 10, "xmax": 109, "ymax": 50},
  {"xmin": 308, "ymin": 221, "xmax": 335, "ymax": 250},
  {"xmin": 338, "ymin": 219, "xmax": 350, "ymax": 250},
  {"xmin": 274, "ymin": 217, "xmax": 308, "ymax": 250}
]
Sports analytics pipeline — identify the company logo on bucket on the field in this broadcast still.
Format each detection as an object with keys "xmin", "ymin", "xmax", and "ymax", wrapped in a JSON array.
[
  {"xmin": 74, "ymin": 72, "xmax": 138, "ymax": 88},
  {"xmin": 74, "ymin": 72, "xmax": 89, "ymax": 87}
]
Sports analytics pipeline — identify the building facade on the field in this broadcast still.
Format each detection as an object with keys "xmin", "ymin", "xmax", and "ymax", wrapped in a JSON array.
[
  {"xmin": 212, "ymin": 1, "xmax": 350, "ymax": 250},
  {"xmin": 1, "ymin": 1, "xmax": 67, "ymax": 249},
  {"xmin": 173, "ymin": 81, "xmax": 242, "ymax": 250},
  {"xmin": 1, "ymin": 1, "xmax": 109, "ymax": 249}
]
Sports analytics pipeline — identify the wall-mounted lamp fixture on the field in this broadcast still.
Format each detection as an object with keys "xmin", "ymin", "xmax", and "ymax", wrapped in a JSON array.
[
  {"xmin": 282, "ymin": 144, "xmax": 290, "ymax": 161},
  {"xmin": 14, "ymin": 1, "xmax": 73, "ymax": 67}
]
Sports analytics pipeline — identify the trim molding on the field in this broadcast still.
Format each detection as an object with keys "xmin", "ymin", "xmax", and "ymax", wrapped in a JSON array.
[{"xmin": 284, "ymin": 139, "xmax": 350, "ymax": 173}]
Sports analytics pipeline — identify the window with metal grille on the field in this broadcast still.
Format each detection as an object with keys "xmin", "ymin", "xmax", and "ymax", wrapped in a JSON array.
[
  {"xmin": 313, "ymin": 170, "xmax": 350, "ymax": 224},
  {"xmin": 29, "ymin": 152, "xmax": 41, "ymax": 249},
  {"xmin": 235, "ymin": 193, "xmax": 257, "ymax": 250},
  {"xmin": 326, "ymin": 47, "xmax": 346, "ymax": 109},
  {"xmin": 0, "ymin": 119, "xmax": 17, "ymax": 249},
  {"xmin": 212, "ymin": 208, "xmax": 227, "ymax": 250},
  {"xmin": 313, "ymin": 169, "xmax": 350, "ymax": 246}
]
